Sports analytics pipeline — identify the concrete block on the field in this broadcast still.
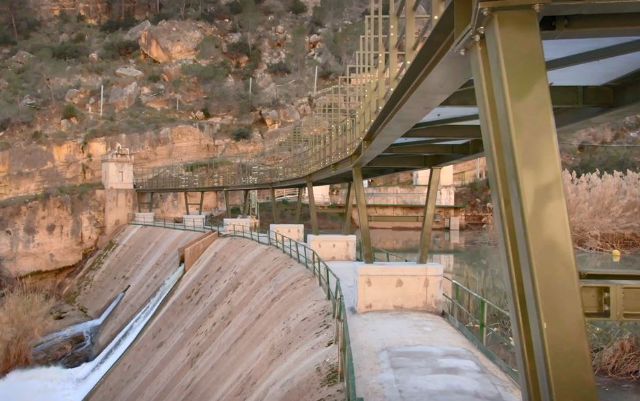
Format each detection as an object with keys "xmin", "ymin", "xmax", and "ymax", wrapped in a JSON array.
[
  {"xmin": 183, "ymin": 214, "xmax": 205, "ymax": 228},
  {"xmin": 223, "ymin": 217, "xmax": 259, "ymax": 233},
  {"xmin": 133, "ymin": 212, "xmax": 154, "ymax": 224},
  {"xmin": 357, "ymin": 263, "xmax": 443, "ymax": 314},
  {"xmin": 269, "ymin": 224, "xmax": 304, "ymax": 241},
  {"xmin": 307, "ymin": 234, "xmax": 356, "ymax": 261}
]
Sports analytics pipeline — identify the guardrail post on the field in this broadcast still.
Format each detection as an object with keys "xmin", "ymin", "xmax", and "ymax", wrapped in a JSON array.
[
  {"xmin": 480, "ymin": 299, "xmax": 487, "ymax": 346},
  {"xmin": 325, "ymin": 266, "xmax": 330, "ymax": 300}
]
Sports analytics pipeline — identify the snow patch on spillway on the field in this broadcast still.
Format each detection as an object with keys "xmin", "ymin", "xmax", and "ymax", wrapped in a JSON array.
[{"xmin": 0, "ymin": 265, "xmax": 184, "ymax": 401}]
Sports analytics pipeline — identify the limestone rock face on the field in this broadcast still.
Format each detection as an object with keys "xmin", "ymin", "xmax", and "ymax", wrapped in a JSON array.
[
  {"xmin": 109, "ymin": 82, "xmax": 139, "ymax": 111},
  {"xmin": 125, "ymin": 20, "xmax": 151, "ymax": 41},
  {"xmin": 139, "ymin": 20, "xmax": 204, "ymax": 63},
  {"xmin": 115, "ymin": 66, "xmax": 144, "ymax": 79},
  {"xmin": 0, "ymin": 191, "xmax": 104, "ymax": 276}
]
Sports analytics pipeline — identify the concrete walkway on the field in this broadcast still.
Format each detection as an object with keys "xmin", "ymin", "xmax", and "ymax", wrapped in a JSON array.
[{"xmin": 327, "ymin": 261, "xmax": 521, "ymax": 401}]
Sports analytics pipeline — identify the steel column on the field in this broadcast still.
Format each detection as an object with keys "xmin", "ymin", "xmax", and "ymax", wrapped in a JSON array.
[
  {"xmin": 470, "ymin": 9, "xmax": 597, "ymax": 401},
  {"xmin": 224, "ymin": 190, "xmax": 230, "ymax": 218},
  {"xmin": 184, "ymin": 192, "xmax": 190, "ymax": 215},
  {"xmin": 199, "ymin": 191, "xmax": 204, "ymax": 215},
  {"xmin": 343, "ymin": 182, "xmax": 354, "ymax": 234},
  {"xmin": 295, "ymin": 187, "xmax": 303, "ymax": 223},
  {"xmin": 352, "ymin": 165, "xmax": 373, "ymax": 263},
  {"xmin": 417, "ymin": 167, "xmax": 441, "ymax": 264},
  {"xmin": 149, "ymin": 193, "xmax": 153, "ymax": 212},
  {"xmin": 270, "ymin": 187, "xmax": 278, "ymax": 223},
  {"xmin": 306, "ymin": 177, "xmax": 319, "ymax": 235},
  {"xmin": 242, "ymin": 190, "xmax": 249, "ymax": 216}
]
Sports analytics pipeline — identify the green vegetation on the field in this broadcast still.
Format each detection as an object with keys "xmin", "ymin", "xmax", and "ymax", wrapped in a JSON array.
[
  {"xmin": 267, "ymin": 61, "xmax": 291, "ymax": 75},
  {"xmin": 232, "ymin": 127, "xmax": 252, "ymax": 141},
  {"xmin": 102, "ymin": 38, "xmax": 139, "ymax": 59},
  {"xmin": 182, "ymin": 62, "xmax": 231, "ymax": 82},
  {"xmin": 51, "ymin": 42, "xmax": 88, "ymax": 60},
  {"xmin": 62, "ymin": 104, "xmax": 79, "ymax": 120},
  {"xmin": 288, "ymin": 0, "xmax": 308, "ymax": 15}
]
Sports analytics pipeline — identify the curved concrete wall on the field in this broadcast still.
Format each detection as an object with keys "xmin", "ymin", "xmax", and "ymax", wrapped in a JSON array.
[
  {"xmin": 89, "ymin": 237, "xmax": 341, "ymax": 401},
  {"xmin": 74, "ymin": 225, "xmax": 202, "ymax": 350}
]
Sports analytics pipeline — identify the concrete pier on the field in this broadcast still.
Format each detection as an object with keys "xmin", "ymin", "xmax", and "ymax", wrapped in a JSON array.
[
  {"xmin": 269, "ymin": 224, "xmax": 305, "ymax": 241},
  {"xmin": 357, "ymin": 263, "xmax": 443, "ymax": 314},
  {"xmin": 133, "ymin": 212, "xmax": 155, "ymax": 224},
  {"xmin": 183, "ymin": 215, "xmax": 205, "ymax": 228},
  {"xmin": 306, "ymin": 234, "xmax": 357, "ymax": 261},
  {"xmin": 223, "ymin": 217, "xmax": 259, "ymax": 232}
]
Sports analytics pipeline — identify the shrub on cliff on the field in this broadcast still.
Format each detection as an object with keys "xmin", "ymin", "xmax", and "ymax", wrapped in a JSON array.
[
  {"xmin": 182, "ymin": 62, "xmax": 231, "ymax": 82},
  {"xmin": 62, "ymin": 104, "xmax": 79, "ymax": 120},
  {"xmin": 288, "ymin": 0, "xmax": 308, "ymax": 15},
  {"xmin": 102, "ymin": 39, "xmax": 139, "ymax": 59},
  {"xmin": 232, "ymin": 127, "xmax": 251, "ymax": 141},
  {"xmin": 52, "ymin": 43, "xmax": 88, "ymax": 60}
]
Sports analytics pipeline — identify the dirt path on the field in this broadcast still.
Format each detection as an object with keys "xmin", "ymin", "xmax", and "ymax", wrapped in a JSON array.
[
  {"xmin": 74, "ymin": 226, "xmax": 202, "ymax": 350},
  {"xmin": 89, "ymin": 237, "xmax": 342, "ymax": 401}
]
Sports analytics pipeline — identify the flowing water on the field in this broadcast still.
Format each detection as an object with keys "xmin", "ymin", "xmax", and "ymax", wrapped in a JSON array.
[{"xmin": 0, "ymin": 265, "xmax": 184, "ymax": 401}]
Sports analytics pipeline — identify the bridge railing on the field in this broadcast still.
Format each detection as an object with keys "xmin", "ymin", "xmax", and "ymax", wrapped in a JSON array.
[
  {"xmin": 442, "ymin": 276, "xmax": 518, "ymax": 380},
  {"xmin": 129, "ymin": 218, "xmax": 362, "ymax": 401},
  {"xmin": 133, "ymin": 4, "xmax": 443, "ymax": 192}
]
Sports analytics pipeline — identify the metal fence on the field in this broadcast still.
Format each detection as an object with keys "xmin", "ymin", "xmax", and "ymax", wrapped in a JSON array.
[
  {"xmin": 442, "ymin": 277, "xmax": 518, "ymax": 380},
  {"xmin": 129, "ymin": 219, "xmax": 362, "ymax": 401}
]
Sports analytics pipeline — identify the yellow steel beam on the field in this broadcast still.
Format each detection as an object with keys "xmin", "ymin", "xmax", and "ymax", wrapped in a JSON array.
[{"xmin": 470, "ymin": 8, "xmax": 597, "ymax": 401}]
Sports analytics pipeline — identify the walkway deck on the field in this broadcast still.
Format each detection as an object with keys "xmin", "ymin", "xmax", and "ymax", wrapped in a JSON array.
[{"xmin": 327, "ymin": 261, "xmax": 521, "ymax": 401}]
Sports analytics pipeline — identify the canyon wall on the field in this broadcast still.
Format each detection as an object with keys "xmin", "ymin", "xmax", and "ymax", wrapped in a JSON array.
[{"xmin": 0, "ymin": 189, "xmax": 104, "ymax": 276}]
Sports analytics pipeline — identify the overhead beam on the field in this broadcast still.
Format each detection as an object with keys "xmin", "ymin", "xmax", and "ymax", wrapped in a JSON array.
[
  {"xmin": 547, "ymin": 39, "xmax": 640, "ymax": 70},
  {"xmin": 403, "ymin": 124, "xmax": 482, "ymax": 139},
  {"xmin": 540, "ymin": 14, "xmax": 640, "ymax": 39},
  {"xmin": 385, "ymin": 139, "xmax": 484, "ymax": 155},
  {"xmin": 367, "ymin": 154, "xmax": 463, "ymax": 168},
  {"xmin": 443, "ymin": 86, "xmax": 615, "ymax": 108}
]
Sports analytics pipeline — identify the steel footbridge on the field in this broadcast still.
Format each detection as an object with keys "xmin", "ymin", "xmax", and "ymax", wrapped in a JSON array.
[{"xmin": 132, "ymin": 2, "xmax": 640, "ymax": 400}]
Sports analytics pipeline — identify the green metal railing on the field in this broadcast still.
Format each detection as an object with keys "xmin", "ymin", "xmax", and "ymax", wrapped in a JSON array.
[
  {"xmin": 442, "ymin": 276, "xmax": 518, "ymax": 380},
  {"xmin": 129, "ymin": 218, "xmax": 362, "ymax": 401}
]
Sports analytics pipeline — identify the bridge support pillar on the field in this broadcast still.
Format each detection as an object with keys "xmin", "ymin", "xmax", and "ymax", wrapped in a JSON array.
[
  {"xmin": 223, "ymin": 190, "xmax": 230, "ymax": 218},
  {"xmin": 342, "ymin": 182, "xmax": 353, "ymax": 234},
  {"xmin": 295, "ymin": 187, "xmax": 303, "ymax": 224},
  {"xmin": 418, "ymin": 167, "xmax": 441, "ymax": 264},
  {"xmin": 270, "ymin": 188, "xmax": 278, "ymax": 223},
  {"xmin": 352, "ymin": 165, "xmax": 373, "ymax": 263},
  {"xmin": 242, "ymin": 190, "xmax": 250, "ymax": 216},
  {"xmin": 306, "ymin": 177, "xmax": 319, "ymax": 235},
  {"xmin": 470, "ymin": 9, "xmax": 596, "ymax": 401}
]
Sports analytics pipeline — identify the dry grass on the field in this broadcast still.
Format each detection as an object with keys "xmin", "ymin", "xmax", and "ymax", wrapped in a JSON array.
[
  {"xmin": 0, "ymin": 281, "xmax": 57, "ymax": 376},
  {"xmin": 563, "ymin": 169, "xmax": 640, "ymax": 252},
  {"xmin": 593, "ymin": 335, "xmax": 640, "ymax": 380}
]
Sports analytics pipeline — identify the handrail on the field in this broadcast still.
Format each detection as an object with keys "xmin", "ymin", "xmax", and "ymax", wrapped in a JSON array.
[
  {"xmin": 442, "ymin": 276, "xmax": 518, "ymax": 381},
  {"xmin": 132, "ymin": 5, "xmax": 440, "ymax": 193},
  {"xmin": 129, "ymin": 218, "xmax": 362, "ymax": 401}
]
